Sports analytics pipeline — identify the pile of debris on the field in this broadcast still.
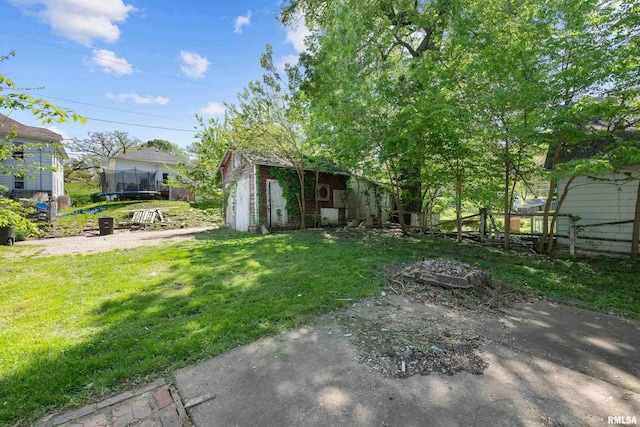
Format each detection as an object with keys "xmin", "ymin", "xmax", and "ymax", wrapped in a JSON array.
[
  {"xmin": 398, "ymin": 258, "xmax": 492, "ymax": 290},
  {"xmin": 389, "ymin": 258, "xmax": 524, "ymax": 310}
]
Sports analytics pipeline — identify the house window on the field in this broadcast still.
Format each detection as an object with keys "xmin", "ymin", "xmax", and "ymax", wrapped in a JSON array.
[
  {"xmin": 162, "ymin": 173, "xmax": 169, "ymax": 184},
  {"xmin": 13, "ymin": 150, "xmax": 24, "ymax": 160},
  {"xmin": 14, "ymin": 176, "xmax": 25, "ymax": 190}
]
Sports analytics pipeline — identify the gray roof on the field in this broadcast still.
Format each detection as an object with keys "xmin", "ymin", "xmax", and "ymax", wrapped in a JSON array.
[
  {"xmin": 221, "ymin": 148, "xmax": 348, "ymax": 175},
  {"xmin": 113, "ymin": 146, "xmax": 182, "ymax": 165},
  {"xmin": 0, "ymin": 113, "xmax": 63, "ymax": 142},
  {"xmin": 0, "ymin": 113, "xmax": 67, "ymax": 159}
]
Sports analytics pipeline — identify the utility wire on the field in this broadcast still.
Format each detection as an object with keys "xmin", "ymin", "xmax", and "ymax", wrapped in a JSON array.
[
  {"xmin": 15, "ymin": 90, "xmax": 199, "ymax": 124},
  {"xmin": 83, "ymin": 116, "xmax": 199, "ymax": 133},
  {"xmin": 0, "ymin": 29, "xmax": 236, "ymax": 94}
]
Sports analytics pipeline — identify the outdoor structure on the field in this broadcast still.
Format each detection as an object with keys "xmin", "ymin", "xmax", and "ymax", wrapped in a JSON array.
[
  {"xmin": 0, "ymin": 114, "xmax": 68, "ymax": 215},
  {"xmin": 553, "ymin": 165, "xmax": 639, "ymax": 257},
  {"xmin": 218, "ymin": 149, "xmax": 391, "ymax": 232},
  {"xmin": 546, "ymin": 132, "xmax": 639, "ymax": 257},
  {"xmin": 99, "ymin": 142, "xmax": 189, "ymax": 201}
]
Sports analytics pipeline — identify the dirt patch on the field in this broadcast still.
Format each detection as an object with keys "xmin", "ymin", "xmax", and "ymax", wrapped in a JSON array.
[
  {"xmin": 339, "ymin": 258, "xmax": 529, "ymax": 378},
  {"xmin": 14, "ymin": 226, "xmax": 216, "ymax": 257}
]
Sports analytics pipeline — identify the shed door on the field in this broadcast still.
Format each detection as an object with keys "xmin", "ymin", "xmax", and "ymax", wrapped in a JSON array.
[
  {"xmin": 235, "ymin": 178, "xmax": 251, "ymax": 231},
  {"xmin": 267, "ymin": 179, "xmax": 287, "ymax": 227}
]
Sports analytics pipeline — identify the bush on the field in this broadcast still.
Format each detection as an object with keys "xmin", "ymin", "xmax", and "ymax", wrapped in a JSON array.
[
  {"xmin": 90, "ymin": 192, "xmax": 106, "ymax": 203},
  {"xmin": 0, "ymin": 197, "xmax": 43, "ymax": 238}
]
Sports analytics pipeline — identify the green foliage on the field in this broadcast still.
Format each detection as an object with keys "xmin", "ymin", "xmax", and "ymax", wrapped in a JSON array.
[
  {"xmin": 146, "ymin": 139, "xmax": 186, "ymax": 158},
  {"xmin": 0, "ymin": 197, "xmax": 42, "ymax": 237},
  {"xmin": 90, "ymin": 192, "xmax": 106, "ymax": 203},
  {"xmin": 172, "ymin": 117, "xmax": 228, "ymax": 203},
  {"xmin": 64, "ymin": 180, "xmax": 101, "ymax": 206},
  {"xmin": 268, "ymin": 166, "xmax": 301, "ymax": 217}
]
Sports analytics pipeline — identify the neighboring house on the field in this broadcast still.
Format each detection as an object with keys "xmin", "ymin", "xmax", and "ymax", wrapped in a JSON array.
[
  {"xmin": 99, "ymin": 141, "xmax": 190, "ymax": 201},
  {"xmin": 547, "ymin": 132, "xmax": 639, "ymax": 257},
  {"xmin": 0, "ymin": 114, "xmax": 67, "ymax": 208},
  {"xmin": 218, "ymin": 149, "xmax": 390, "ymax": 232}
]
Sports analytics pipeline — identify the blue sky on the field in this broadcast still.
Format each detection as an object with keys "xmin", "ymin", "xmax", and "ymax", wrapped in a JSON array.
[{"xmin": 1, "ymin": 0, "xmax": 308, "ymax": 150}]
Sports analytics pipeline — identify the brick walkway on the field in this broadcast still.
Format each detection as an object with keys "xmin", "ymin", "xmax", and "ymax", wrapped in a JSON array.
[{"xmin": 35, "ymin": 379, "xmax": 190, "ymax": 427}]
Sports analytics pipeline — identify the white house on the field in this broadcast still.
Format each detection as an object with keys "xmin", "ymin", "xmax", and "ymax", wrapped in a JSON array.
[
  {"xmin": 547, "ymin": 128, "xmax": 639, "ymax": 257},
  {"xmin": 0, "ymin": 114, "xmax": 67, "ymax": 203},
  {"xmin": 555, "ymin": 164, "xmax": 639, "ymax": 257},
  {"xmin": 99, "ymin": 141, "xmax": 190, "ymax": 201}
]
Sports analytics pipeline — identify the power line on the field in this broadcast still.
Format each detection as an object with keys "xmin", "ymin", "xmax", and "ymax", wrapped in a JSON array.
[
  {"xmin": 83, "ymin": 117, "xmax": 199, "ymax": 133},
  {"xmin": 0, "ymin": 29, "xmax": 237, "ymax": 94},
  {"xmin": 15, "ymin": 90, "xmax": 199, "ymax": 124}
]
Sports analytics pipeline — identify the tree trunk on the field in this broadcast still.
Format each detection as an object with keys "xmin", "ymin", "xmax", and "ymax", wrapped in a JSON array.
[
  {"xmin": 400, "ymin": 161, "xmax": 421, "ymax": 228},
  {"xmin": 455, "ymin": 171, "xmax": 463, "ymax": 243},
  {"xmin": 503, "ymin": 139, "xmax": 511, "ymax": 250},
  {"xmin": 538, "ymin": 178, "xmax": 556, "ymax": 253},
  {"xmin": 545, "ymin": 176, "xmax": 576, "ymax": 255},
  {"xmin": 314, "ymin": 171, "xmax": 320, "ymax": 227},
  {"xmin": 538, "ymin": 142, "xmax": 563, "ymax": 253},
  {"xmin": 297, "ymin": 167, "xmax": 306, "ymax": 230},
  {"xmin": 631, "ymin": 178, "xmax": 640, "ymax": 258}
]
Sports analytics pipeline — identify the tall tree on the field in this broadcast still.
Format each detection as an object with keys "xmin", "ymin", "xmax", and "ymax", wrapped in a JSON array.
[
  {"xmin": 224, "ymin": 45, "xmax": 313, "ymax": 229},
  {"xmin": 68, "ymin": 130, "xmax": 141, "ymax": 175},
  {"xmin": 534, "ymin": 0, "xmax": 640, "ymax": 253},
  {"xmin": 146, "ymin": 139, "xmax": 186, "ymax": 157},
  {"xmin": 283, "ymin": 0, "xmax": 460, "ymax": 233}
]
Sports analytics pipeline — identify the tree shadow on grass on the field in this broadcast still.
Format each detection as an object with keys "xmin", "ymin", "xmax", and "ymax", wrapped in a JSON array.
[
  {"xmin": 1, "ymin": 230, "xmax": 399, "ymax": 424},
  {"xmin": 2, "ymin": 230, "xmax": 638, "ymax": 425}
]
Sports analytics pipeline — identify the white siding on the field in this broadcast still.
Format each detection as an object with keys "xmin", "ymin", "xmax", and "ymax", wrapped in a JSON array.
[
  {"xmin": 0, "ymin": 141, "xmax": 60, "ymax": 196},
  {"xmin": 557, "ymin": 166, "xmax": 638, "ymax": 256},
  {"xmin": 102, "ymin": 158, "xmax": 175, "ymax": 193}
]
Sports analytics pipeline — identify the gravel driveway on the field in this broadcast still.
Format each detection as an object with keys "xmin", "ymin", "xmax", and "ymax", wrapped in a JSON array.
[{"xmin": 15, "ymin": 226, "xmax": 217, "ymax": 256}]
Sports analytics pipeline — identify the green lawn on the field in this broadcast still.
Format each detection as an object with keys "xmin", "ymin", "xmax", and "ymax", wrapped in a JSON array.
[
  {"xmin": 64, "ymin": 180, "xmax": 101, "ymax": 207},
  {"xmin": 53, "ymin": 200, "xmax": 220, "ymax": 236},
  {"xmin": 0, "ymin": 229, "xmax": 638, "ymax": 425}
]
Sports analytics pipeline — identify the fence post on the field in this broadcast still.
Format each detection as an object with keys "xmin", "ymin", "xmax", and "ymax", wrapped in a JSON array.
[
  {"xmin": 569, "ymin": 215, "xmax": 577, "ymax": 256},
  {"xmin": 479, "ymin": 208, "xmax": 487, "ymax": 243}
]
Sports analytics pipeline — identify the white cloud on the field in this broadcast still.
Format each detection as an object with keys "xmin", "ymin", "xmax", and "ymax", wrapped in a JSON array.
[
  {"xmin": 8, "ymin": 0, "xmax": 135, "ymax": 46},
  {"xmin": 46, "ymin": 125, "xmax": 70, "ymax": 141},
  {"xmin": 234, "ymin": 10, "xmax": 252, "ymax": 34},
  {"xmin": 197, "ymin": 102, "xmax": 225, "ymax": 116},
  {"xmin": 86, "ymin": 49, "xmax": 132, "ymax": 76},
  {"xmin": 277, "ymin": 54, "xmax": 299, "ymax": 70},
  {"xmin": 285, "ymin": 11, "xmax": 310, "ymax": 53},
  {"xmin": 106, "ymin": 93, "xmax": 169, "ymax": 105},
  {"xmin": 179, "ymin": 51, "xmax": 210, "ymax": 79}
]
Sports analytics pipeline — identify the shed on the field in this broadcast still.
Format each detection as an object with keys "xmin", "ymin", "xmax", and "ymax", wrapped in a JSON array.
[{"xmin": 218, "ymin": 149, "xmax": 390, "ymax": 232}]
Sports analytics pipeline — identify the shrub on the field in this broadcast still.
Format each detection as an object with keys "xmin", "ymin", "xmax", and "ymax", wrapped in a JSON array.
[{"xmin": 0, "ymin": 197, "xmax": 43, "ymax": 238}]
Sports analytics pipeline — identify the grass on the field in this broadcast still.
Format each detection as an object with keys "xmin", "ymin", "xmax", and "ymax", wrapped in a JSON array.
[
  {"xmin": 65, "ymin": 181, "xmax": 101, "ymax": 207},
  {"xmin": 0, "ymin": 230, "xmax": 638, "ymax": 425},
  {"xmin": 52, "ymin": 200, "xmax": 221, "ymax": 236}
]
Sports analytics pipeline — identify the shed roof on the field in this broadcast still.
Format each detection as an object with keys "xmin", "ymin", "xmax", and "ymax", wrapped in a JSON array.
[{"xmin": 219, "ymin": 148, "xmax": 348, "ymax": 175}]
